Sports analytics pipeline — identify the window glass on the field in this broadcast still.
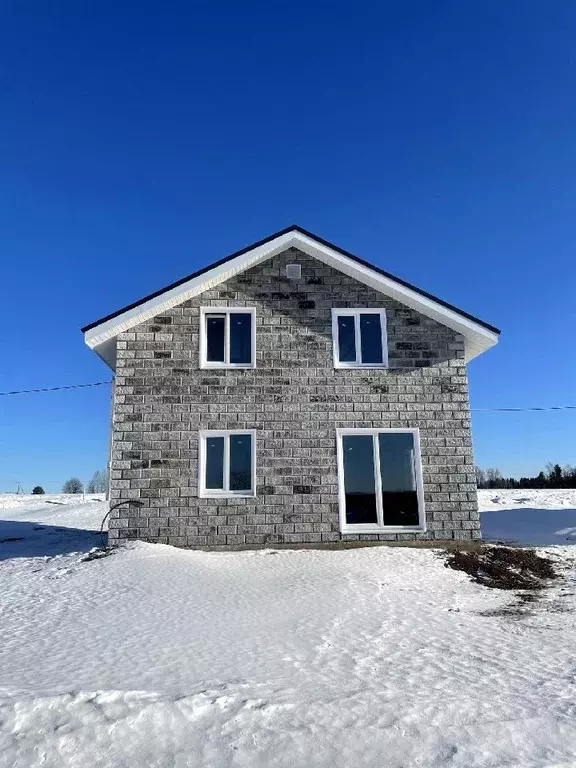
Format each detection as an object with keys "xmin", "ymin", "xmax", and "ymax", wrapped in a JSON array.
[
  {"xmin": 342, "ymin": 435, "xmax": 378, "ymax": 524},
  {"xmin": 337, "ymin": 315, "xmax": 357, "ymax": 363},
  {"xmin": 205, "ymin": 436, "xmax": 224, "ymax": 489},
  {"xmin": 229, "ymin": 313, "xmax": 252, "ymax": 364},
  {"xmin": 378, "ymin": 433, "xmax": 419, "ymax": 526},
  {"xmin": 206, "ymin": 315, "xmax": 225, "ymax": 362},
  {"xmin": 229, "ymin": 433, "xmax": 252, "ymax": 491},
  {"xmin": 359, "ymin": 313, "xmax": 383, "ymax": 364}
]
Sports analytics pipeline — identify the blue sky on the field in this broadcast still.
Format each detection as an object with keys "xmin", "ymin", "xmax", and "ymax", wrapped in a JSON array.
[{"xmin": 1, "ymin": 1, "xmax": 575, "ymax": 492}]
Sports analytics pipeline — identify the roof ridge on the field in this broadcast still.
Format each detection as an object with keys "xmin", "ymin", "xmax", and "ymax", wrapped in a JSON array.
[{"xmin": 81, "ymin": 225, "xmax": 500, "ymax": 336}]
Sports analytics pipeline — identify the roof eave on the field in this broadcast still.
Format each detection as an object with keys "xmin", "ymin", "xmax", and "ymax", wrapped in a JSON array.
[{"xmin": 83, "ymin": 226, "xmax": 500, "ymax": 371}]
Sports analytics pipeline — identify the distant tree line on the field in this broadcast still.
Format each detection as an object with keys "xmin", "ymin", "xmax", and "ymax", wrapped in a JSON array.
[
  {"xmin": 86, "ymin": 470, "xmax": 108, "ymax": 493},
  {"xmin": 61, "ymin": 469, "xmax": 108, "ymax": 494},
  {"xmin": 475, "ymin": 463, "xmax": 576, "ymax": 490}
]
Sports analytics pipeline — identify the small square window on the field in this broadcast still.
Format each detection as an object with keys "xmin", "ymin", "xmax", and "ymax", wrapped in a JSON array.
[
  {"xmin": 332, "ymin": 309, "xmax": 388, "ymax": 368},
  {"xmin": 199, "ymin": 430, "xmax": 256, "ymax": 498},
  {"xmin": 200, "ymin": 307, "xmax": 256, "ymax": 368}
]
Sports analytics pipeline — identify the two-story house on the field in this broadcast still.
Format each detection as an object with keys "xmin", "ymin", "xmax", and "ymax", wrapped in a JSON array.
[{"xmin": 82, "ymin": 226, "xmax": 499, "ymax": 547}]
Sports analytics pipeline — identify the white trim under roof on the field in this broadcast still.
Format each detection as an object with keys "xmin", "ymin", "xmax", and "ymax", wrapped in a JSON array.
[{"xmin": 84, "ymin": 229, "xmax": 499, "ymax": 369}]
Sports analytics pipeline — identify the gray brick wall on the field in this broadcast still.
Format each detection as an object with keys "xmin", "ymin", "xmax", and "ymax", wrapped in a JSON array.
[{"xmin": 108, "ymin": 248, "xmax": 480, "ymax": 547}]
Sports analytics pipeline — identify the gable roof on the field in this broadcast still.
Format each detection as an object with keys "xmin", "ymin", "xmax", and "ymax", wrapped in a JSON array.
[{"xmin": 82, "ymin": 224, "xmax": 500, "ymax": 369}]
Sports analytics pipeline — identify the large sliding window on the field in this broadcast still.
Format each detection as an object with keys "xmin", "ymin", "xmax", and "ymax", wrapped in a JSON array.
[
  {"xmin": 199, "ymin": 430, "xmax": 256, "ymax": 498},
  {"xmin": 336, "ymin": 429, "xmax": 425, "ymax": 532},
  {"xmin": 331, "ymin": 309, "xmax": 388, "ymax": 368},
  {"xmin": 200, "ymin": 307, "xmax": 256, "ymax": 368}
]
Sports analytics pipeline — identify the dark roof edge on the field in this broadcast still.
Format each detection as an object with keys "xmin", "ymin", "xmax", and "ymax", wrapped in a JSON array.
[
  {"xmin": 81, "ymin": 224, "xmax": 501, "ymax": 335},
  {"xmin": 80, "ymin": 225, "xmax": 297, "ymax": 333}
]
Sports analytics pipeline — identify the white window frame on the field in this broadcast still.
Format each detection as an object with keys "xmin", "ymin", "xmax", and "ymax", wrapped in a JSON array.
[
  {"xmin": 336, "ymin": 428, "xmax": 425, "ymax": 534},
  {"xmin": 199, "ymin": 307, "xmax": 256, "ymax": 369},
  {"xmin": 331, "ymin": 308, "xmax": 388, "ymax": 369},
  {"xmin": 198, "ymin": 429, "xmax": 256, "ymax": 498}
]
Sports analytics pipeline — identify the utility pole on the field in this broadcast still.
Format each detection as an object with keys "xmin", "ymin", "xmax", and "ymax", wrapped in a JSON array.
[{"xmin": 15, "ymin": 482, "xmax": 24, "ymax": 494}]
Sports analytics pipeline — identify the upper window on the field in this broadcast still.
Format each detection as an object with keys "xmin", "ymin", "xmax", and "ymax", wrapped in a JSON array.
[
  {"xmin": 336, "ymin": 429, "xmax": 425, "ymax": 533},
  {"xmin": 331, "ymin": 309, "xmax": 388, "ymax": 368},
  {"xmin": 199, "ymin": 430, "xmax": 256, "ymax": 498},
  {"xmin": 200, "ymin": 307, "xmax": 256, "ymax": 368}
]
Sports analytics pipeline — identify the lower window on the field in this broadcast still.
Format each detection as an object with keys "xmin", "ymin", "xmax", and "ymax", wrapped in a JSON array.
[
  {"xmin": 336, "ymin": 429, "xmax": 425, "ymax": 532},
  {"xmin": 199, "ymin": 430, "xmax": 256, "ymax": 498}
]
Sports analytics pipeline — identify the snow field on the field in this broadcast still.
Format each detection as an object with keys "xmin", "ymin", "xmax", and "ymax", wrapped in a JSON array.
[
  {"xmin": 478, "ymin": 488, "xmax": 576, "ymax": 511},
  {"xmin": 1, "ymin": 493, "xmax": 576, "ymax": 766},
  {"xmin": 478, "ymin": 488, "xmax": 576, "ymax": 545}
]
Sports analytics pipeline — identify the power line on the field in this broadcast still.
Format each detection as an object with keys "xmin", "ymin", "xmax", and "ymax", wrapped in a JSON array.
[
  {"xmin": 472, "ymin": 406, "xmax": 576, "ymax": 413},
  {"xmin": 0, "ymin": 381, "xmax": 112, "ymax": 396},
  {"xmin": 1, "ymin": 378, "xmax": 576, "ymax": 414}
]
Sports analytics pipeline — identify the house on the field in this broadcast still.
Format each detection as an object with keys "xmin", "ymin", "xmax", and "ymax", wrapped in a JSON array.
[{"xmin": 82, "ymin": 226, "xmax": 500, "ymax": 547}]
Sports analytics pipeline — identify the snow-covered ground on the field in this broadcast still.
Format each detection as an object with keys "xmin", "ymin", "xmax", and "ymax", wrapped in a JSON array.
[
  {"xmin": 478, "ymin": 488, "xmax": 576, "ymax": 512},
  {"xmin": 2, "ymin": 493, "xmax": 576, "ymax": 767},
  {"xmin": 0, "ymin": 494, "xmax": 107, "ymax": 561},
  {"xmin": 479, "ymin": 488, "xmax": 576, "ymax": 546}
]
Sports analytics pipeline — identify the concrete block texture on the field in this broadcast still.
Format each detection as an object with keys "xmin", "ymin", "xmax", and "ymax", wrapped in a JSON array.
[{"xmin": 108, "ymin": 248, "xmax": 480, "ymax": 546}]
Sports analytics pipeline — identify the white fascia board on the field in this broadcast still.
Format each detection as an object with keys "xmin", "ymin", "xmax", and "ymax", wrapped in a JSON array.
[
  {"xmin": 85, "ymin": 230, "xmax": 498, "ymax": 370},
  {"xmin": 292, "ymin": 232, "xmax": 499, "ymax": 363},
  {"xmin": 84, "ymin": 232, "xmax": 296, "ymax": 364},
  {"xmin": 92, "ymin": 338, "xmax": 117, "ymax": 369}
]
